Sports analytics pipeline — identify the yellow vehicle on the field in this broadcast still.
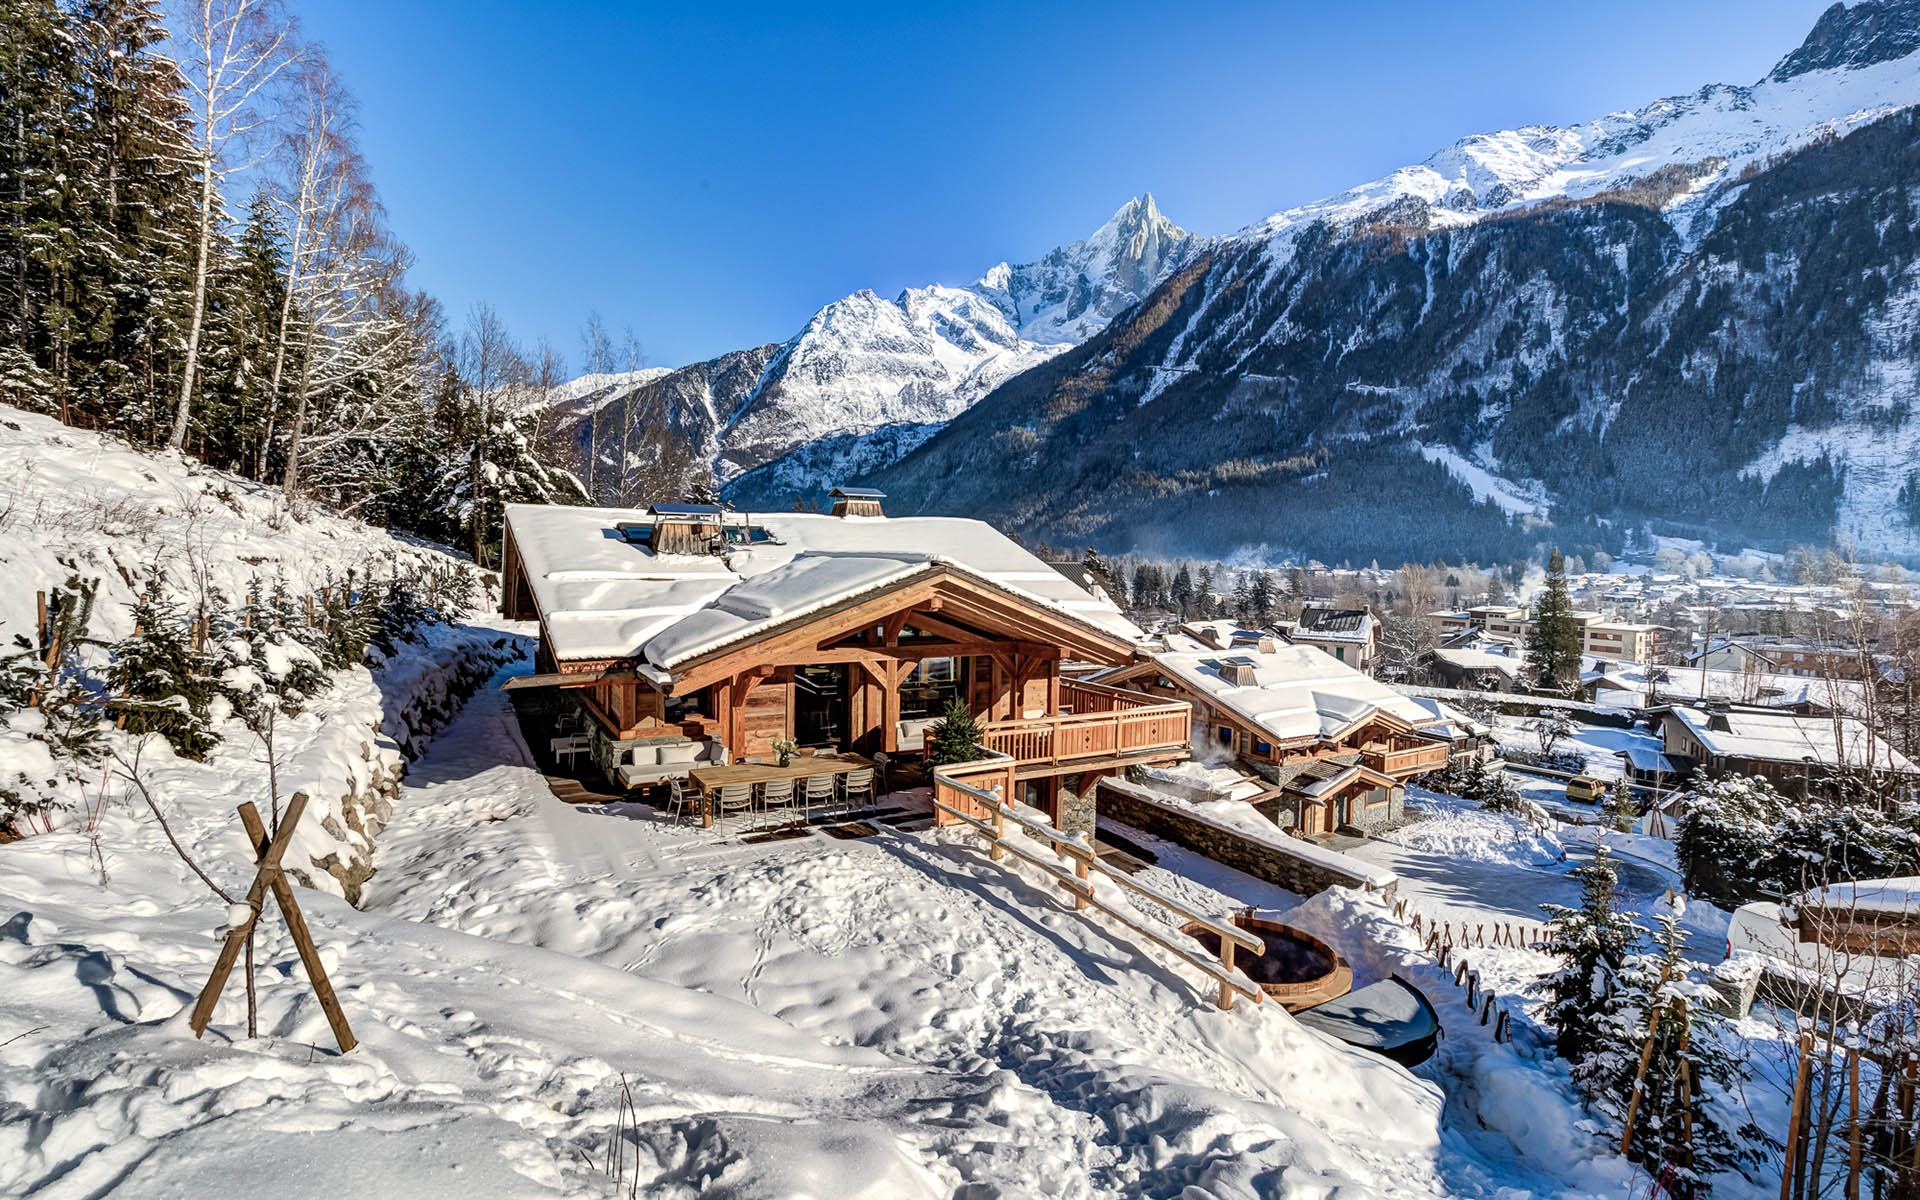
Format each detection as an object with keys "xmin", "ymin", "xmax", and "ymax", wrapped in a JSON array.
[{"xmin": 1565, "ymin": 776, "xmax": 1606, "ymax": 803}]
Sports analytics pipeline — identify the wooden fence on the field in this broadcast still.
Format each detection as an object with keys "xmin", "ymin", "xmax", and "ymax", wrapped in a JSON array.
[{"xmin": 930, "ymin": 750, "xmax": 1266, "ymax": 1010}]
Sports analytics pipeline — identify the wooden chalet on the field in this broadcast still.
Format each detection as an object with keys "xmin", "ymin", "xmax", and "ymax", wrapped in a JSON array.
[
  {"xmin": 1101, "ymin": 634, "xmax": 1452, "ymax": 838},
  {"xmin": 499, "ymin": 497, "xmax": 1190, "ymax": 832}
]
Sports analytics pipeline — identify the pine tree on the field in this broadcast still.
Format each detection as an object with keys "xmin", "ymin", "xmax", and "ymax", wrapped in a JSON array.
[
  {"xmin": 1540, "ymin": 839, "xmax": 1643, "ymax": 1065},
  {"xmin": 926, "ymin": 697, "xmax": 985, "ymax": 766},
  {"xmin": 1171, "ymin": 564, "xmax": 1194, "ymax": 617},
  {"xmin": 1584, "ymin": 894, "xmax": 1760, "ymax": 1193},
  {"xmin": 1525, "ymin": 549, "xmax": 1583, "ymax": 691},
  {"xmin": 1248, "ymin": 571, "xmax": 1277, "ymax": 627}
]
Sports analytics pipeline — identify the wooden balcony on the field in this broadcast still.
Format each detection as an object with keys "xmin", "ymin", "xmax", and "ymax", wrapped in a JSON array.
[
  {"xmin": 1362, "ymin": 739, "xmax": 1451, "ymax": 777},
  {"xmin": 980, "ymin": 680, "xmax": 1190, "ymax": 776}
]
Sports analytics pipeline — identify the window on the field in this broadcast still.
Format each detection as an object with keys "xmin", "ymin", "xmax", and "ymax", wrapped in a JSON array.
[
  {"xmin": 664, "ymin": 688, "xmax": 706, "ymax": 724},
  {"xmin": 1217, "ymin": 725, "xmax": 1234, "ymax": 747},
  {"xmin": 1334, "ymin": 647, "xmax": 1346, "ymax": 662},
  {"xmin": 900, "ymin": 657, "xmax": 961, "ymax": 719},
  {"xmin": 1252, "ymin": 738, "xmax": 1272, "ymax": 756}
]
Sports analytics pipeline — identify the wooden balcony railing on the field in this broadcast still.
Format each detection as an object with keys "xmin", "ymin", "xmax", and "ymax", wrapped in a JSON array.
[
  {"xmin": 979, "ymin": 680, "xmax": 1191, "ymax": 769},
  {"xmin": 1363, "ymin": 739, "xmax": 1451, "ymax": 777}
]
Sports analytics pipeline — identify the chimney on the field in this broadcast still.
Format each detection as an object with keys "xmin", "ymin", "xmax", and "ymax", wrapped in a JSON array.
[
  {"xmin": 829, "ymin": 486, "xmax": 885, "ymax": 518},
  {"xmin": 1219, "ymin": 658, "xmax": 1259, "ymax": 688},
  {"xmin": 1257, "ymin": 637, "xmax": 1279, "ymax": 654}
]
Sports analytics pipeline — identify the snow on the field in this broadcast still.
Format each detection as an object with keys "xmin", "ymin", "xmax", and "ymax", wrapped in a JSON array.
[
  {"xmin": 713, "ymin": 196, "xmax": 1200, "ymax": 496},
  {"xmin": 505, "ymin": 504, "xmax": 1143, "ymax": 665},
  {"xmin": 1145, "ymin": 640, "xmax": 1451, "ymax": 745},
  {"xmin": 1416, "ymin": 443, "xmax": 1550, "ymax": 517},
  {"xmin": 2, "ymin": 648, "xmax": 1532, "ymax": 1198}
]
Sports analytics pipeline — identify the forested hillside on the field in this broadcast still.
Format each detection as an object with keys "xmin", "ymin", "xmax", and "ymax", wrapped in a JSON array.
[
  {"xmin": 0, "ymin": 0, "xmax": 585, "ymax": 567},
  {"xmin": 870, "ymin": 2, "xmax": 1920, "ymax": 564}
]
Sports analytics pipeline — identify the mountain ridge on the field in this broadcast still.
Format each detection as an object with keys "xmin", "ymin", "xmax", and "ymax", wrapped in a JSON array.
[{"xmin": 866, "ymin": 1, "xmax": 1920, "ymax": 564}]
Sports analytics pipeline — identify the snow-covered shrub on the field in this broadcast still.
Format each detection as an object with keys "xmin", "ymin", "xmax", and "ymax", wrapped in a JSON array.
[
  {"xmin": 106, "ymin": 588, "xmax": 225, "ymax": 759},
  {"xmin": 1, "ymin": 583, "xmax": 106, "ymax": 830},
  {"xmin": 1678, "ymin": 775, "xmax": 1920, "ymax": 908}
]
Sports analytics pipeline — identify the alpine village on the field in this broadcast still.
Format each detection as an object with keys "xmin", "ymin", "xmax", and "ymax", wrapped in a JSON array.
[{"xmin": 9, "ymin": 3, "xmax": 1920, "ymax": 1198}]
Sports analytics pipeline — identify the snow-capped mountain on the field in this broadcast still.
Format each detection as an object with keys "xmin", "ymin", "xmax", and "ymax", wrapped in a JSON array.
[
  {"xmin": 552, "ymin": 196, "xmax": 1199, "ymax": 507},
  {"xmin": 872, "ymin": 0, "xmax": 1920, "ymax": 563}
]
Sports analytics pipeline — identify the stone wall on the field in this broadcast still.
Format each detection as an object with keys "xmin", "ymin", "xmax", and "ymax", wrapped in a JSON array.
[{"xmin": 1098, "ymin": 780, "xmax": 1396, "ymax": 899}]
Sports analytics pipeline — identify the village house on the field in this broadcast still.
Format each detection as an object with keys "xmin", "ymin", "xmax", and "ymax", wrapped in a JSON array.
[
  {"xmin": 498, "ymin": 494, "xmax": 1192, "ymax": 837},
  {"xmin": 1099, "ymin": 630, "xmax": 1455, "ymax": 839},
  {"xmin": 1687, "ymin": 636, "xmax": 1870, "ymax": 680},
  {"xmin": 1281, "ymin": 605, "xmax": 1380, "ymax": 675},
  {"xmin": 1652, "ymin": 703, "xmax": 1917, "ymax": 798},
  {"xmin": 1429, "ymin": 605, "xmax": 1664, "ymax": 663}
]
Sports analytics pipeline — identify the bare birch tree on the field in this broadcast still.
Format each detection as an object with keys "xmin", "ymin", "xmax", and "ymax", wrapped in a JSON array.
[
  {"xmin": 578, "ymin": 311, "xmax": 614, "ymax": 500},
  {"xmin": 457, "ymin": 304, "xmax": 527, "ymax": 563},
  {"xmin": 167, "ymin": 0, "xmax": 297, "ymax": 451}
]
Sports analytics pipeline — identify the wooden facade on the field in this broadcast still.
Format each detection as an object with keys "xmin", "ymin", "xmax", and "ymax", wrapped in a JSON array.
[
  {"xmin": 507, "ymin": 543, "xmax": 1190, "ymax": 798},
  {"xmin": 1101, "ymin": 662, "xmax": 1450, "ymax": 783}
]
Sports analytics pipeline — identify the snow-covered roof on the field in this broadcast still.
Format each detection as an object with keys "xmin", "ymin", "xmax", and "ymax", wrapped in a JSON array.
[
  {"xmin": 1151, "ymin": 642, "xmax": 1447, "ymax": 746},
  {"xmin": 505, "ymin": 504, "xmax": 1143, "ymax": 669},
  {"xmin": 1430, "ymin": 647, "xmax": 1522, "ymax": 678},
  {"xmin": 1619, "ymin": 746, "xmax": 1678, "ymax": 775},
  {"xmin": 1290, "ymin": 606, "xmax": 1375, "ymax": 644},
  {"xmin": 1799, "ymin": 878, "xmax": 1920, "ymax": 916},
  {"xmin": 1664, "ymin": 706, "xmax": 1916, "ymax": 773}
]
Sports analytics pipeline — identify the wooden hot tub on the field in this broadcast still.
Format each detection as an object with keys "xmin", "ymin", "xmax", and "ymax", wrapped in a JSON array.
[{"xmin": 1183, "ymin": 914, "xmax": 1353, "ymax": 1012}]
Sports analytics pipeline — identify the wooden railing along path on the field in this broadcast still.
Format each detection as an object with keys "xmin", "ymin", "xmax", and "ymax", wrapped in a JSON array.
[
  {"xmin": 930, "ymin": 750, "xmax": 1265, "ymax": 1010},
  {"xmin": 979, "ymin": 680, "xmax": 1189, "ymax": 770}
]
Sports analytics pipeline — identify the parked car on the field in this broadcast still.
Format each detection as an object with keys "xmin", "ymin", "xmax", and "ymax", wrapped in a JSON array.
[{"xmin": 1564, "ymin": 776, "xmax": 1605, "ymax": 803}]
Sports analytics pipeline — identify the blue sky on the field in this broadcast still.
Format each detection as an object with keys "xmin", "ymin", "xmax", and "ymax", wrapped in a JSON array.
[{"xmin": 300, "ymin": 0, "xmax": 1836, "ymax": 368}]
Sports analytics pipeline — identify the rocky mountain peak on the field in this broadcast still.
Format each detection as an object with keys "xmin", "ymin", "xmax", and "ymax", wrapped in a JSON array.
[{"xmin": 1769, "ymin": 0, "xmax": 1920, "ymax": 81}]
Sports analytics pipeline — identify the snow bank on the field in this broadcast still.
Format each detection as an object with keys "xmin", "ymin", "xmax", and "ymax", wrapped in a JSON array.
[{"xmin": 0, "ymin": 404, "xmax": 512, "ymax": 901}]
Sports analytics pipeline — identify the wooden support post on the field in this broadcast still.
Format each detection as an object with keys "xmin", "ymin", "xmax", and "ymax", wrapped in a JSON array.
[
  {"xmin": 991, "ymin": 803, "xmax": 1006, "ymax": 862},
  {"xmin": 1621, "ymin": 1003, "xmax": 1670, "ymax": 1159},
  {"xmin": 1782, "ymin": 1030, "xmax": 1815, "ymax": 1200},
  {"xmin": 1218, "ymin": 938, "xmax": 1237, "ymax": 1011},
  {"xmin": 1074, "ymin": 851, "xmax": 1090, "ymax": 911},
  {"xmin": 187, "ymin": 794, "xmax": 356, "ymax": 1054},
  {"xmin": 1847, "ymin": 1045, "xmax": 1863, "ymax": 1200}
]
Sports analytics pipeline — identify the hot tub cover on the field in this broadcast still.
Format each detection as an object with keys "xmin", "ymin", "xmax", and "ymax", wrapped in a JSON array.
[{"xmin": 1293, "ymin": 975, "xmax": 1440, "ymax": 1058}]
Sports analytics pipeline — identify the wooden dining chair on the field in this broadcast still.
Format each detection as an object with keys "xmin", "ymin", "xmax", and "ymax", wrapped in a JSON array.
[
  {"xmin": 759, "ymin": 777, "xmax": 798, "ymax": 828},
  {"xmin": 715, "ymin": 783, "xmax": 756, "ymax": 830},
  {"xmin": 839, "ymin": 768, "xmax": 875, "ymax": 813}
]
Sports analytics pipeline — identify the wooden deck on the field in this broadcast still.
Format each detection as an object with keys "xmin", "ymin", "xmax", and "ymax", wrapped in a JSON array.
[{"xmin": 979, "ymin": 679, "xmax": 1189, "ymax": 773}]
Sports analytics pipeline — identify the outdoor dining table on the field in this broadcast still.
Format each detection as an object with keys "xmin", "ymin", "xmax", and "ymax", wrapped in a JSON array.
[{"xmin": 687, "ymin": 752, "xmax": 876, "ymax": 828}]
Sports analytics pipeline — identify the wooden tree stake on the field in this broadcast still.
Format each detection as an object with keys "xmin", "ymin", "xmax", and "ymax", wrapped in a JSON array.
[{"xmin": 186, "ymin": 794, "xmax": 357, "ymax": 1053}]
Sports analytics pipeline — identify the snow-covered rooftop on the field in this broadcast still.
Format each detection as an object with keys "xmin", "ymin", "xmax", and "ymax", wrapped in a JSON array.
[
  {"xmin": 1151, "ymin": 642, "xmax": 1447, "ymax": 746},
  {"xmin": 504, "ymin": 504, "xmax": 1143, "ymax": 668},
  {"xmin": 1665, "ymin": 705, "xmax": 1916, "ymax": 773}
]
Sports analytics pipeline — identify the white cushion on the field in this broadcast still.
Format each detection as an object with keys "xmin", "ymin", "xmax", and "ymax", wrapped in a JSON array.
[
  {"xmin": 657, "ymin": 743, "xmax": 699, "ymax": 766},
  {"xmin": 627, "ymin": 745, "xmax": 660, "ymax": 767}
]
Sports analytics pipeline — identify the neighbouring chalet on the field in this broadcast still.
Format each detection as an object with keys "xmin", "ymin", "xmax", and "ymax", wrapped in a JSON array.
[
  {"xmin": 1653, "ymin": 703, "xmax": 1918, "ymax": 798},
  {"xmin": 1281, "ymin": 605, "xmax": 1380, "ymax": 675},
  {"xmin": 499, "ymin": 496, "xmax": 1192, "ymax": 835},
  {"xmin": 1099, "ymin": 629, "xmax": 1457, "ymax": 839}
]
